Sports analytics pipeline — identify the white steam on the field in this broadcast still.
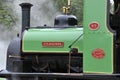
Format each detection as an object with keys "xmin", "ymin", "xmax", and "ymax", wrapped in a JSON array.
[{"xmin": 13, "ymin": 0, "xmax": 60, "ymax": 27}]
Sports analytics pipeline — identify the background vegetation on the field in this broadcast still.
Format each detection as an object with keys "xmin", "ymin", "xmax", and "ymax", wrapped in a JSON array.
[
  {"xmin": 53, "ymin": 0, "xmax": 83, "ymax": 25},
  {"xmin": 0, "ymin": 0, "xmax": 83, "ymax": 27},
  {"xmin": 0, "ymin": 0, "xmax": 16, "ymax": 28}
]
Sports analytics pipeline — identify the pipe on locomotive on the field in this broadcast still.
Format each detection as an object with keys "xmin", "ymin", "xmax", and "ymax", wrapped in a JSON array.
[{"xmin": 19, "ymin": 3, "xmax": 33, "ymax": 33}]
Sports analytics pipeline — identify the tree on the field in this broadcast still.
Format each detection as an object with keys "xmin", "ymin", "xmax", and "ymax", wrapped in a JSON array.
[
  {"xmin": 53, "ymin": 0, "xmax": 83, "ymax": 25},
  {"xmin": 0, "ymin": 0, "xmax": 16, "ymax": 28}
]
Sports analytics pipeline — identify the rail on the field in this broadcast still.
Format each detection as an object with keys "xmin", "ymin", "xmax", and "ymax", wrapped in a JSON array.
[{"xmin": 0, "ymin": 70, "xmax": 120, "ymax": 79}]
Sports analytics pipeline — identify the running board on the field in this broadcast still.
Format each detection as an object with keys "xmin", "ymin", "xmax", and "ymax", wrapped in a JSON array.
[{"xmin": 0, "ymin": 70, "xmax": 120, "ymax": 79}]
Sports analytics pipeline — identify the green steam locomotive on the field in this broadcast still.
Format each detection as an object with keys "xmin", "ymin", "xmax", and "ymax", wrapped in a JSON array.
[{"xmin": 0, "ymin": 0, "xmax": 120, "ymax": 80}]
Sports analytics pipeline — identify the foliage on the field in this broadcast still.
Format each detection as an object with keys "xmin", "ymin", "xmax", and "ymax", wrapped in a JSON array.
[
  {"xmin": 0, "ymin": 0, "xmax": 83, "ymax": 27},
  {"xmin": 0, "ymin": 0, "xmax": 16, "ymax": 28},
  {"xmin": 53, "ymin": 0, "xmax": 83, "ymax": 25}
]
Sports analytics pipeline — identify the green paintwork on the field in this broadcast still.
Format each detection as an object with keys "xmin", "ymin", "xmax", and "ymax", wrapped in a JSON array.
[
  {"xmin": 83, "ymin": 0, "xmax": 114, "ymax": 73},
  {"xmin": 22, "ymin": 27, "xmax": 83, "ymax": 53},
  {"xmin": 0, "ymin": 78, "xmax": 6, "ymax": 80},
  {"xmin": 22, "ymin": 0, "xmax": 114, "ymax": 74}
]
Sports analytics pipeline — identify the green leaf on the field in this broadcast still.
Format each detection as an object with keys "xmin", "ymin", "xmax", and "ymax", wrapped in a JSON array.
[{"xmin": 0, "ymin": 0, "xmax": 17, "ymax": 28}]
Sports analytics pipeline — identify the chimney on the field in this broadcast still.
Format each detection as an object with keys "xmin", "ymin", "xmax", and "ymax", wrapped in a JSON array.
[{"xmin": 19, "ymin": 3, "xmax": 33, "ymax": 33}]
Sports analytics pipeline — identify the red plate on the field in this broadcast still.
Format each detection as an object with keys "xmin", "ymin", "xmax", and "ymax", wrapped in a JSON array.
[
  {"xmin": 42, "ymin": 42, "xmax": 64, "ymax": 47},
  {"xmin": 89, "ymin": 22, "xmax": 99, "ymax": 30},
  {"xmin": 92, "ymin": 48, "xmax": 105, "ymax": 59}
]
